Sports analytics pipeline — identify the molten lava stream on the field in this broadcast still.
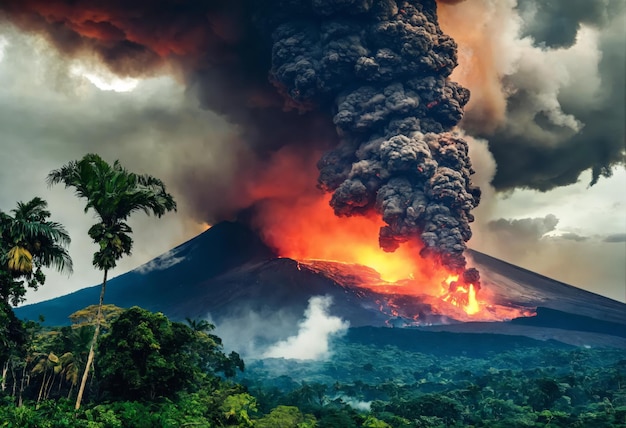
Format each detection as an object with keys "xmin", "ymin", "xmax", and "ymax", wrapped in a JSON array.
[
  {"xmin": 256, "ymin": 192, "xmax": 490, "ymax": 318},
  {"xmin": 441, "ymin": 275, "xmax": 480, "ymax": 315}
]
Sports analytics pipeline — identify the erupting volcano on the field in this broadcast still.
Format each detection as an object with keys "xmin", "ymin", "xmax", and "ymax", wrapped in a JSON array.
[{"xmin": 1, "ymin": 0, "xmax": 484, "ymax": 315}]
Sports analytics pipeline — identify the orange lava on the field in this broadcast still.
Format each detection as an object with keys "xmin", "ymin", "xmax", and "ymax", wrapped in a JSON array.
[
  {"xmin": 245, "ymin": 147, "xmax": 421, "ymax": 282},
  {"xmin": 260, "ymin": 194, "xmax": 419, "ymax": 283},
  {"xmin": 242, "ymin": 146, "xmax": 526, "ymax": 321},
  {"xmin": 441, "ymin": 275, "xmax": 480, "ymax": 315}
]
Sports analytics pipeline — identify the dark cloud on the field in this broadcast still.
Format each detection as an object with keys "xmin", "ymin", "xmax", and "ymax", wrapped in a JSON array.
[
  {"xmin": 516, "ymin": 0, "xmax": 623, "ymax": 49},
  {"xmin": 469, "ymin": 0, "xmax": 625, "ymax": 191},
  {"xmin": 604, "ymin": 233, "xmax": 626, "ymax": 243},
  {"xmin": 439, "ymin": 0, "xmax": 625, "ymax": 192}
]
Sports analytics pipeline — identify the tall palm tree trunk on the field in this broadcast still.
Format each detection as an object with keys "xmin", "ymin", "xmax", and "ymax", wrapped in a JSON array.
[
  {"xmin": 1, "ymin": 361, "xmax": 7, "ymax": 391},
  {"xmin": 75, "ymin": 269, "xmax": 108, "ymax": 410},
  {"xmin": 18, "ymin": 363, "xmax": 27, "ymax": 407},
  {"xmin": 44, "ymin": 371, "xmax": 55, "ymax": 400},
  {"xmin": 36, "ymin": 369, "xmax": 47, "ymax": 409},
  {"xmin": 11, "ymin": 364, "xmax": 17, "ymax": 398}
]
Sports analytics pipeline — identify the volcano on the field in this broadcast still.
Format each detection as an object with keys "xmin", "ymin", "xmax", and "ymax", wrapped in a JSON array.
[{"xmin": 15, "ymin": 221, "xmax": 626, "ymax": 349}]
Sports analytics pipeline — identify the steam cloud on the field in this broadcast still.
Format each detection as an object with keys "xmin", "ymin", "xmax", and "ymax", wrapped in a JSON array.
[
  {"xmin": 263, "ymin": 296, "xmax": 349, "ymax": 360},
  {"xmin": 0, "ymin": 0, "xmax": 483, "ymax": 280}
]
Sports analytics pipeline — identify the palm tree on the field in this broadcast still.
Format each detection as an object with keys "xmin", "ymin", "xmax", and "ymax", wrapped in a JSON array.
[
  {"xmin": 185, "ymin": 317, "xmax": 216, "ymax": 334},
  {"xmin": 47, "ymin": 153, "xmax": 176, "ymax": 410},
  {"xmin": 32, "ymin": 351, "xmax": 60, "ymax": 408},
  {"xmin": 57, "ymin": 351, "xmax": 80, "ymax": 399},
  {"xmin": 0, "ymin": 197, "xmax": 72, "ymax": 305},
  {"xmin": 1, "ymin": 198, "xmax": 71, "ymax": 382}
]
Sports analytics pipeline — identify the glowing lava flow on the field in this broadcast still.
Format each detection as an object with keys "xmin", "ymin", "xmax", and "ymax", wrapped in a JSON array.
[
  {"xmin": 441, "ymin": 275, "xmax": 480, "ymax": 315},
  {"xmin": 246, "ymin": 148, "xmax": 500, "ymax": 320},
  {"xmin": 255, "ymin": 189, "xmax": 487, "ymax": 317}
]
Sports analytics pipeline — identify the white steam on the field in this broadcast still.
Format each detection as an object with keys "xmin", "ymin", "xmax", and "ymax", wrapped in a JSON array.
[{"xmin": 263, "ymin": 296, "xmax": 349, "ymax": 361}]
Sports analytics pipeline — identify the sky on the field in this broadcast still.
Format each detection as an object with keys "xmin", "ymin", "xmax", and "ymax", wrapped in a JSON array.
[{"xmin": 0, "ymin": 0, "xmax": 624, "ymax": 305}]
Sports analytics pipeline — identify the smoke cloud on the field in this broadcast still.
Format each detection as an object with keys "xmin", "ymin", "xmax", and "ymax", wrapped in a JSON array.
[
  {"xmin": 438, "ymin": 0, "xmax": 625, "ymax": 191},
  {"xmin": 263, "ymin": 296, "xmax": 349, "ymax": 360},
  {"xmin": 0, "ymin": 0, "xmax": 483, "ymax": 280}
]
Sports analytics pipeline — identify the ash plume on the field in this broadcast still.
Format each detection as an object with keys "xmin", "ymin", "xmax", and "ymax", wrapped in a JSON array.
[{"xmin": 0, "ymin": 1, "xmax": 481, "ymax": 280}]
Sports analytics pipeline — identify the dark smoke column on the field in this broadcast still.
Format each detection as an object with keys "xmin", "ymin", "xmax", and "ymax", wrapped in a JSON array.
[
  {"xmin": 261, "ymin": 0, "xmax": 481, "ymax": 283},
  {"xmin": 0, "ymin": 0, "xmax": 481, "ymax": 285}
]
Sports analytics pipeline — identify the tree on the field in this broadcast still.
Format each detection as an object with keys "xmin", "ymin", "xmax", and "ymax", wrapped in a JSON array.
[
  {"xmin": 185, "ymin": 317, "xmax": 245, "ymax": 378},
  {"xmin": 69, "ymin": 304, "xmax": 124, "ymax": 330},
  {"xmin": 0, "ymin": 198, "xmax": 72, "ymax": 374},
  {"xmin": 0, "ymin": 197, "xmax": 72, "ymax": 306},
  {"xmin": 47, "ymin": 154, "xmax": 176, "ymax": 409},
  {"xmin": 255, "ymin": 405, "xmax": 317, "ymax": 428},
  {"xmin": 98, "ymin": 307, "xmax": 243, "ymax": 401}
]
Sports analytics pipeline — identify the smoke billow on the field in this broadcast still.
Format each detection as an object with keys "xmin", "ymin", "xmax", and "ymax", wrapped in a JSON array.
[
  {"xmin": 265, "ymin": 1, "xmax": 481, "ymax": 277},
  {"xmin": 263, "ymin": 296, "xmax": 349, "ymax": 360},
  {"xmin": 0, "ymin": 1, "xmax": 481, "ymax": 280},
  {"xmin": 438, "ymin": 0, "xmax": 626, "ymax": 191}
]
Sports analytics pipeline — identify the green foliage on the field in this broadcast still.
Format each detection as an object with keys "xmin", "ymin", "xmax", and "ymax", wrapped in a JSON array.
[
  {"xmin": 47, "ymin": 154, "xmax": 176, "ymax": 272},
  {"xmin": 0, "ymin": 197, "xmax": 72, "ymax": 283},
  {"xmin": 0, "ymin": 197, "xmax": 71, "ymax": 362},
  {"xmin": 362, "ymin": 415, "xmax": 392, "ymax": 427},
  {"xmin": 98, "ymin": 307, "xmax": 244, "ymax": 401},
  {"xmin": 255, "ymin": 405, "xmax": 316, "ymax": 428},
  {"xmin": 3, "ymin": 307, "xmax": 626, "ymax": 428},
  {"xmin": 221, "ymin": 392, "xmax": 258, "ymax": 426},
  {"xmin": 383, "ymin": 393, "xmax": 464, "ymax": 424},
  {"xmin": 69, "ymin": 305, "xmax": 124, "ymax": 331}
]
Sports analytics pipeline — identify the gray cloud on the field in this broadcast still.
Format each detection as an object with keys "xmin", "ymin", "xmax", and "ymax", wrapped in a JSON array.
[
  {"xmin": 517, "ymin": 0, "xmax": 623, "ymax": 49},
  {"xmin": 556, "ymin": 232, "xmax": 588, "ymax": 242},
  {"xmin": 604, "ymin": 233, "xmax": 626, "ymax": 243},
  {"xmin": 0, "ymin": 27, "xmax": 236, "ymax": 303},
  {"xmin": 487, "ymin": 214, "xmax": 559, "ymax": 240},
  {"xmin": 440, "ymin": 0, "xmax": 626, "ymax": 192},
  {"xmin": 471, "ymin": 214, "xmax": 625, "ymax": 302}
]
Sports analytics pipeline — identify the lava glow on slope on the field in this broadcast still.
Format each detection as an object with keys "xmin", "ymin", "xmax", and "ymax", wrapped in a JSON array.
[
  {"xmin": 246, "ymin": 147, "xmax": 528, "ymax": 322},
  {"xmin": 256, "ymin": 191, "xmax": 489, "ymax": 319}
]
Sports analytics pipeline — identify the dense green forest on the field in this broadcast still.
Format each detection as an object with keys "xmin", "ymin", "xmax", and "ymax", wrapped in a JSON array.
[{"xmin": 1, "ymin": 304, "xmax": 625, "ymax": 427}]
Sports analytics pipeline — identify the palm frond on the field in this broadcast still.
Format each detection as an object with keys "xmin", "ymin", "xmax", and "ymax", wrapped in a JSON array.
[
  {"xmin": 1, "ymin": 197, "xmax": 73, "ymax": 279},
  {"xmin": 48, "ymin": 154, "xmax": 176, "ymax": 271},
  {"xmin": 7, "ymin": 246, "xmax": 33, "ymax": 273}
]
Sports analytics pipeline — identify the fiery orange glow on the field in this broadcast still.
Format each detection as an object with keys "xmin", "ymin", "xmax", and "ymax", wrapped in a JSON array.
[
  {"xmin": 239, "ymin": 145, "xmax": 529, "ymax": 322},
  {"xmin": 465, "ymin": 284, "xmax": 480, "ymax": 314},
  {"xmin": 259, "ymin": 194, "xmax": 419, "ymax": 282},
  {"xmin": 440, "ymin": 275, "xmax": 480, "ymax": 315},
  {"xmin": 246, "ymin": 146, "xmax": 426, "ymax": 283}
]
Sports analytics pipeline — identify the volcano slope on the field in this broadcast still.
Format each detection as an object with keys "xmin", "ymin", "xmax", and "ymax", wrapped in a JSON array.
[{"xmin": 15, "ymin": 221, "xmax": 626, "ymax": 349}]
